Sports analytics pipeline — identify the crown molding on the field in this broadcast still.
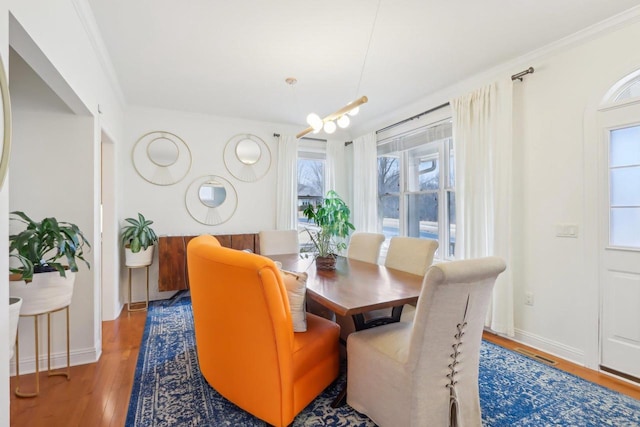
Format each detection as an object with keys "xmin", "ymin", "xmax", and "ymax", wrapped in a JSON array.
[
  {"xmin": 353, "ymin": 5, "xmax": 640, "ymax": 137},
  {"xmin": 71, "ymin": 0, "xmax": 127, "ymax": 108}
]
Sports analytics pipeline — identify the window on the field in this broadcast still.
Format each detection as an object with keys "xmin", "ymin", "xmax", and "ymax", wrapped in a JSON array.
[
  {"xmin": 609, "ymin": 125, "xmax": 640, "ymax": 248},
  {"xmin": 377, "ymin": 120, "xmax": 455, "ymax": 260},
  {"xmin": 297, "ymin": 157, "xmax": 325, "ymax": 225},
  {"xmin": 297, "ymin": 139, "xmax": 326, "ymax": 230},
  {"xmin": 614, "ymin": 78, "xmax": 640, "ymax": 102}
]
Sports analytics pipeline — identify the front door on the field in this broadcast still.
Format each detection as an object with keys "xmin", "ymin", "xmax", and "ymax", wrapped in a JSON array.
[{"xmin": 599, "ymin": 99, "xmax": 640, "ymax": 380}]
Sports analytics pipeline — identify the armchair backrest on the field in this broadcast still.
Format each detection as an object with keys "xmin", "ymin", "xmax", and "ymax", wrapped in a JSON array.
[
  {"xmin": 187, "ymin": 234, "xmax": 296, "ymax": 415},
  {"xmin": 408, "ymin": 256, "xmax": 506, "ymax": 426}
]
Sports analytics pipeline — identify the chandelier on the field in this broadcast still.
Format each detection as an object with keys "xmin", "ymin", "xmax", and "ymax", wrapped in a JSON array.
[{"xmin": 296, "ymin": 96, "xmax": 368, "ymax": 139}]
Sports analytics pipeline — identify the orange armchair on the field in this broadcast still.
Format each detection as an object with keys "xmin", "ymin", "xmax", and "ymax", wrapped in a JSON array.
[{"xmin": 187, "ymin": 235, "xmax": 340, "ymax": 426}]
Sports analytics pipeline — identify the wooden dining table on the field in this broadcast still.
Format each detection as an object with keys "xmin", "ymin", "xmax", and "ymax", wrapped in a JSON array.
[
  {"xmin": 268, "ymin": 253, "xmax": 424, "ymax": 407},
  {"xmin": 269, "ymin": 254, "xmax": 424, "ymax": 324}
]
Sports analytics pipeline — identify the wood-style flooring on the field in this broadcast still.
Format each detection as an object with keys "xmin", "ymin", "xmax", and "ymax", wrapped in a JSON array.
[{"xmin": 9, "ymin": 309, "xmax": 640, "ymax": 426}]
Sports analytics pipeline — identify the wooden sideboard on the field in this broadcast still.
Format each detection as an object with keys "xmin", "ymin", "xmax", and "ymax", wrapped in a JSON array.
[{"xmin": 158, "ymin": 233, "xmax": 260, "ymax": 292}]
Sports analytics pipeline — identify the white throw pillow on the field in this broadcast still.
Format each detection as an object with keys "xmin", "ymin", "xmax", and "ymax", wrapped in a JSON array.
[{"xmin": 281, "ymin": 270, "xmax": 308, "ymax": 332}]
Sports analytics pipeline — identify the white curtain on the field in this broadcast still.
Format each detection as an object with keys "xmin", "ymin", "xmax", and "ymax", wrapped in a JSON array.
[
  {"xmin": 275, "ymin": 134, "xmax": 298, "ymax": 230},
  {"xmin": 352, "ymin": 132, "xmax": 378, "ymax": 232},
  {"xmin": 451, "ymin": 78, "xmax": 514, "ymax": 336},
  {"xmin": 325, "ymin": 138, "xmax": 347, "ymax": 199}
]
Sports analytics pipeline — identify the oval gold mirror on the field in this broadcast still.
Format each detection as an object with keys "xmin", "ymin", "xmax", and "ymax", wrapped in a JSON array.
[
  {"xmin": 198, "ymin": 180, "xmax": 227, "ymax": 208},
  {"xmin": 235, "ymin": 138, "xmax": 261, "ymax": 165},
  {"xmin": 147, "ymin": 137, "xmax": 179, "ymax": 167}
]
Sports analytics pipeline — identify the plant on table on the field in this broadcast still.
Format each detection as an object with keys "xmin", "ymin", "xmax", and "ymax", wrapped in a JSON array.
[{"xmin": 302, "ymin": 190, "xmax": 355, "ymax": 268}]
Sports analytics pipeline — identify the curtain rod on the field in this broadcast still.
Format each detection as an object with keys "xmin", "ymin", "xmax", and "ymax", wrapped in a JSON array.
[
  {"xmin": 511, "ymin": 66, "xmax": 534, "ymax": 81},
  {"xmin": 273, "ymin": 133, "xmax": 327, "ymax": 142},
  {"xmin": 375, "ymin": 102, "xmax": 450, "ymax": 134}
]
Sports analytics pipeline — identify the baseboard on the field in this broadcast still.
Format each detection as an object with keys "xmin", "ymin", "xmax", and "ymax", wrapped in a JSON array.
[
  {"xmin": 9, "ymin": 346, "xmax": 100, "ymax": 376},
  {"xmin": 509, "ymin": 328, "xmax": 585, "ymax": 366}
]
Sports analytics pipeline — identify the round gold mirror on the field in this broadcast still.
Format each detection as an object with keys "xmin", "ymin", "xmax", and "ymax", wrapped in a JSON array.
[
  {"xmin": 198, "ymin": 180, "xmax": 227, "ymax": 208},
  {"xmin": 186, "ymin": 175, "xmax": 237, "ymax": 225},
  {"xmin": 147, "ymin": 137, "xmax": 179, "ymax": 167},
  {"xmin": 235, "ymin": 138, "xmax": 262, "ymax": 165},
  {"xmin": 132, "ymin": 131, "xmax": 192, "ymax": 185},
  {"xmin": 223, "ymin": 134, "xmax": 271, "ymax": 182}
]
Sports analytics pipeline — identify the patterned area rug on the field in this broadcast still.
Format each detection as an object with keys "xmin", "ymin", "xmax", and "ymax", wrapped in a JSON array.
[{"xmin": 126, "ymin": 298, "xmax": 640, "ymax": 426}]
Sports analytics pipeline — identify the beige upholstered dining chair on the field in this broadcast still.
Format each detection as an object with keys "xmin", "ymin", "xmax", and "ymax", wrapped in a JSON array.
[
  {"xmin": 346, "ymin": 232, "xmax": 385, "ymax": 264},
  {"xmin": 335, "ymin": 232, "xmax": 385, "ymax": 338},
  {"xmin": 258, "ymin": 229, "xmax": 299, "ymax": 256},
  {"xmin": 347, "ymin": 256, "xmax": 506, "ymax": 427},
  {"xmin": 384, "ymin": 236, "xmax": 438, "ymax": 322}
]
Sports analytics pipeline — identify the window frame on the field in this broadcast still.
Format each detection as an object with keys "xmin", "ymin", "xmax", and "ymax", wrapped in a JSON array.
[{"xmin": 377, "ymin": 119, "xmax": 456, "ymax": 261}]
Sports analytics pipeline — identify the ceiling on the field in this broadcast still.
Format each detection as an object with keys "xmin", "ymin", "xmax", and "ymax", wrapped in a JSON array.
[{"xmin": 86, "ymin": 0, "xmax": 640, "ymax": 135}]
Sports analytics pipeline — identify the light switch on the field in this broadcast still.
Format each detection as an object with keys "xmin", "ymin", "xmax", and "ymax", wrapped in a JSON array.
[{"xmin": 556, "ymin": 224, "xmax": 579, "ymax": 238}]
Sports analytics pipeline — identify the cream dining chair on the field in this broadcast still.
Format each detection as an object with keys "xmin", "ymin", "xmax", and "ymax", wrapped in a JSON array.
[
  {"xmin": 334, "ymin": 232, "xmax": 386, "ymax": 339},
  {"xmin": 359, "ymin": 237, "xmax": 439, "ymax": 327},
  {"xmin": 347, "ymin": 256, "xmax": 506, "ymax": 427},
  {"xmin": 384, "ymin": 236, "xmax": 438, "ymax": 322},
  {"xmin": 258, "ymin": 229, "xmax": 299, "ymax": 256},
  {"xmin": 346, "ymin": 232, "xmax": 385, "ymax": 264}
]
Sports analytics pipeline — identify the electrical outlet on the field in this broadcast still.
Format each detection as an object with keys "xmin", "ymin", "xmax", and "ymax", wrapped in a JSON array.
[{"xmin": 525, "ymin": 291, "xmax": 534, "ymax": 306}]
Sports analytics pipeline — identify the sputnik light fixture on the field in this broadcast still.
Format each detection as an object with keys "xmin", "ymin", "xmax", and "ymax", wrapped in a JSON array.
[
  {"xmin": 296, "ymin": 96, "xmax": 368, "ymax": 139},
  {"xmin": 296, "ymin": 0, "xmax": 380, "ymax": 139}
]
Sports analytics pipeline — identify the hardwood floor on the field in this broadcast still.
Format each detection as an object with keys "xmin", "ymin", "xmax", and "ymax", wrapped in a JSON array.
[
  {"xmin": 9, "ymin": 311, "xmax": 640, "ymax": 426},
  {"xmin": 483, "ymin": 332, "xmax": 640, "ymax": 400},
  {"xmin": 9, "ymin": 308, "xmax": 147, "ymax": 427}
]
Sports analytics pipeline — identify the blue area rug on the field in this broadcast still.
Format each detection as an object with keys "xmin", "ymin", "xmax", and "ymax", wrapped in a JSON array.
[{"xmin": 126, "ymin": 298, "xmax": 640, "ymax": 426}]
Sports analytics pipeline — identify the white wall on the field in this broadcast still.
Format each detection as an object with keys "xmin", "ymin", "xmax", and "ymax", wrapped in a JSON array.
[
  {"xmin": 120, "ymin": 106, "xmax": 299, "ymax": 302},
  {"xmin": 2, "ymin": 0, "xmax": 124, "ymax": 392},
  {"xmin": 9, "ymin": 0, "xmax": 126, "ymax": 324},
  {"xmin": 352, "ymin": 13, "xmax": 640, "ymax": 368},
  {"xmin": 511, "ymin": 17, "xmax": 640, "ymax": 367},
  {"xmin": 9, "ymin": 104, "xmax": 98, "ymax": 372}
]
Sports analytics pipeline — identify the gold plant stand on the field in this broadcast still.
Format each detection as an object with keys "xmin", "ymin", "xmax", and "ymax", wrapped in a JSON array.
[
  {"xmin": 128, "ymin": 264, "xmax": 150, "ymax": 312},
  {"xmin": 14, "ymin": 305, "xmax": 71, "ymax": 397}
]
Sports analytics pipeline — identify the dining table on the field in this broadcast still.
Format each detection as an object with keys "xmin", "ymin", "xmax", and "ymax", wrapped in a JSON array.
[
  {"xmin": 268, "ymin": 253, "xmax": 424, "ymax": 407},
  {"xmin": 269, "ymin": 253, "xmax": 424, "ymax": 328}
]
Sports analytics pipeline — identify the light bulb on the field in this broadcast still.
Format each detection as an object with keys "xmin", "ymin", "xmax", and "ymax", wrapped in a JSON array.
[
  {"xmin": 337, "ymin": 115, "xmax": 350, "ymax": 128},
  {"xmin": 323, "ymin": 120, "xmax": 337, "ymax": 134},
  {"xmin": 347, "ymin": 105, "xmax": 360, "ymax": 116},
  {"xmin": 306, "ymin": 113, "xmax": 323, "ymax": 131}
]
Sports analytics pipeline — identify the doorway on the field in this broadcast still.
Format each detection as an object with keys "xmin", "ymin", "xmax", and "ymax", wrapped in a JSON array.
[{"xmin": 598, "ymin": 94, "xmax": 640, "ymax": 381}]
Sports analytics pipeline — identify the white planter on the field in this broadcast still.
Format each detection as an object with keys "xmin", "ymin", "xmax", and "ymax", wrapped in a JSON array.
[
  {"xmin": 125, "ymin": 245, "xmax": 155, "ymax": 267},
  {"xmin": 9, "ymin": 271, "xmax": 76, "ymax": 316},
  {"xmin": 9, "ymin": 297, "xmax": 22, "ymax": 360}
]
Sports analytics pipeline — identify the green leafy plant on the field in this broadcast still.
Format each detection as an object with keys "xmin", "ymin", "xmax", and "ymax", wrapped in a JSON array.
[
  {"xmin": 121, "ymin": 213, "xmax": 158, "ymax": 253},
  {"xmin": 9, "ymin": 211, "xmax": 91, "ymax": 281},
  {"xmin": 302, "ymin": 190, "xmax": 355, "ymax": 258}
]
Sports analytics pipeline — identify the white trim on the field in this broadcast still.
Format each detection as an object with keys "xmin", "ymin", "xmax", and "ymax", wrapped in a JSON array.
[
  {"xmin": 355, "ymin": 6, "xmax": 640, "ymax": 137},
  {"xmin": 512, "ymin": 328, "xmax": 586, "ymax": 366},
  {"xmin": 71, "ymin": 0, "xmax": 127, "ymax": 108},
  {"xmin": 9, "ymin": 345, "xmax": 100, "ymax": 376}
]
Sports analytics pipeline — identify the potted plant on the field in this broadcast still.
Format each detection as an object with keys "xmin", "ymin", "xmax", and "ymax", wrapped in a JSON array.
[
  {"xmin": 302, "ymin": 190, "xmax": 355, "ymax": 270},
  {"xmin": 8, "ymin": 211, "xmax": 91, "ymax": 316},
  {"xmin": 121, "ymin": 213, "xmax": 158, "ymax": 267}
]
